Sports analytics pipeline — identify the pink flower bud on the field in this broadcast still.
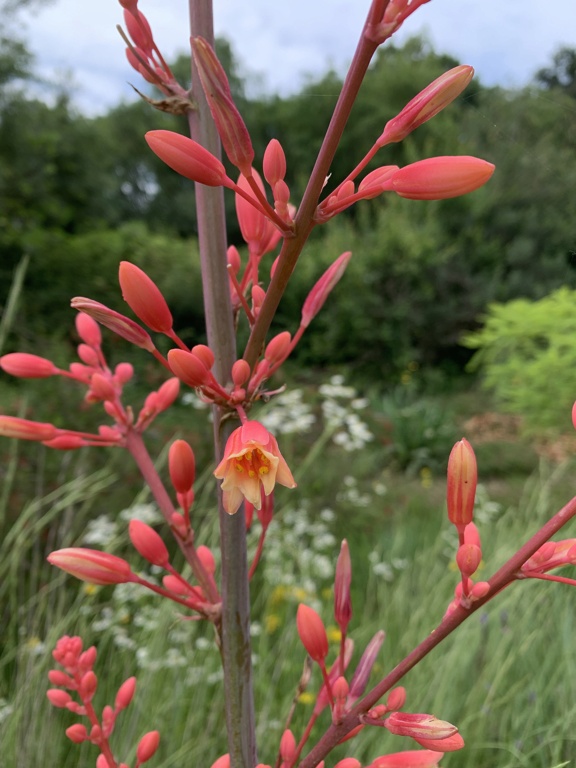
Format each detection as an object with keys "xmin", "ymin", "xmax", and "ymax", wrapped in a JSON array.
[
  {"xmin": 263, "ymin": 139, "xmax": 287, "ymax": 185},
  {"xmin": 129, "ymin": 520, "xmax": 169, "ymax": 567},
  {"xmin": 169, "ymin": 439, "xmax": 196, "ymax": 494},
  {"xmin": 123, "ymin": 9, "xmax": 153, "ymax": 53},
  {"xmin": 191, "ymin": 344, "xmax": 215, "ymax": 370},
  {"xmin": 446, "ymin": 438, "xmax": 477, "ymax": 529},
  {"xmin": 301, "ymin": 252, "xmax": 352, "ymax": 329},
  {"xmin": 89, "ymin": 373, "xmax": 116, "ymax": 401},
  {"xmin": 367, "ymin": 750, "xmax": 444, "ymax": 767},
  {"xmin": 334, "ymin": 760, "xmax": 361, "ymax": 768},
  {"xmin": 264, "ymin": 332, "xmax": 291, "ymax": 365},
  {"xmin": 46, "ymin": 689, "xmax": 72, "ymax": 707},
  {"xmin": 136, "ymin": 730, "xmax": 160, "ymax": 763},
  {"xmin": 413, "ymin": 733, "xmax": 464, "ymax": 752},
  {"xmin": 232, "ymin": 359, "xmax": 250, "ymax": 387},
  {"xmin": 77, "ymin": 344, "xmax": 99, "ymax": 366},
  {"xmin": 235, "ymin": 171, "xmax": 272, "ymax": 249},
  {"xmin": 0, "ymin": 416, "xmax": 57, "ymax": 442},
  {"xmin": 145, "ymin": 130, "xmax": 228, "ymax": 186},
  {"xmin": 280, "ymin": 729, "xmax": 296, "ymax": 762},
  {"xmin": 0, "ymin": 352, "xmax": 57, "ymax": 378},
  {"xmin": 76, "ymin": 311, "xmax": 102, "ymax": 347},
  {"xmin": 47, "ymin": 548, "xmax": 133, "ymax": 585},
  {"xmin": 296, "ymin": 604, "xmax": 328, "ymax": 662},
  {"xmin": 456, "ymin": 543, "xmax": 482, "ymax": 578},
  {"xmin": 65, "ymin": 724, "xmax": 88, "ymax": 743},
  {"xmin": 380, "ymin": 65, "xmax": 474, "ymax": 145},
  {"xmin": 392, "ymin": 156, "xmax": 495, "ymax": 200},
  {"xmin": 155, "ymin": 377, "xmax": 180, "ymax": 410},
  {"xmin": 115, "ymin": 363, "xmax": 134, "ymax": 385},
  {"xmin": 334, "ymin": 539, "xmax": 352, "ymax": 634},
  {"xmin": 71, "ymin": 298, "xmax": 156, "ymax": 352},
  {"xmin": 209, "ymin": 756, "xmax": 230, "ymax": 768},
  {"xmin": 357, "ymin": 166, "xmax": 399, "ymax": 198},
  {"xmin": 386, "ymin": 686, "xmax": 407, "ymax": 711},
  {"xmin": 119, "ymin": 261, "xmax": 173, "ymax": 334},
  {"xmin": 197, "ymin": 545, "xmax": 216, "ymax": 575},
  {"xmin": 191, "ymin": 37, "xmax": 254, "ymax": 174},
  {"xmin": 79, "ymin": 670, "xmax": 98, "ymax": 702},
  {"xmin": 349, "ymin": 630, "xmax": 385, "ymax": 701},
  {"xmin": 167, "ymin": 349, "xmax": 209, "ymax": 387},
  {"xmin": 385, "ymin": 713, "xmax": 457, "ymax": 741},
  {"xmin": 115, "ymin": 677, "xmax": 137, "ymax": 711},
  {"xmin": 470, "ymin": 581, "xmax": 490, "ymax": 601},
  {"xmin": 48, "ymin": 670, "xmax": 73, "ymax": 686}
]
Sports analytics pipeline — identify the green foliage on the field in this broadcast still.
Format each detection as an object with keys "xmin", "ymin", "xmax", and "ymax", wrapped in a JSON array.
[{"xmin": 463, "ymin": 287, "xmax": 576, "ymax": 434}]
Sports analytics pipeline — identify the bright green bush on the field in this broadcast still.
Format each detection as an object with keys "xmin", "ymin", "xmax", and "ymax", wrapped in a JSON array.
[{"xmin": 463, "ymin": 287, "xmax": 576, "ymax": 433}]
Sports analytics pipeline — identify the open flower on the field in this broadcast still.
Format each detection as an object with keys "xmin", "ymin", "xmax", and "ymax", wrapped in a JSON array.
[{"xmin": 214, "ymin": 420, "xmax": 296, "ymax": 515}]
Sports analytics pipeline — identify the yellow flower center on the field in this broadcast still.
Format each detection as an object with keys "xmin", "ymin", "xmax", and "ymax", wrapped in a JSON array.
[{"xmin": 234, "ymin": 448, "xmax": 271, "ymax": 478}]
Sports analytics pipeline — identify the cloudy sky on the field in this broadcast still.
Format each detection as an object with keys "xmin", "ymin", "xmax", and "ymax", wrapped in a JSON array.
[{"xmin": 20, "ymin": 0, "xmax": 576, "ymax": 115}]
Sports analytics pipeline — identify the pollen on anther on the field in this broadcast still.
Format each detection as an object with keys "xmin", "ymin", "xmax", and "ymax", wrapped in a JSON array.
[
  {"xmin": 259, "ymin": 467, "xmax": 269, "ymax": 475},
  {"xmin": 235, "ymin": 463, "xmax": 244, "ymax": 473}
]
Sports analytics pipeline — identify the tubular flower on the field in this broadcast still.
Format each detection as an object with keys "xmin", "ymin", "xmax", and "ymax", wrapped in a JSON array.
[{"xmin": 214, "ymin": 420, "xmax": 296, "ymax": 515}]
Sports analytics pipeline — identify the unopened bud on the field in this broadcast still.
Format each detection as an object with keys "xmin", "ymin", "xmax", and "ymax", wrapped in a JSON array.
[
  {"xmin": 446, "ymin": 438, "xmax": 477, "ymax": 529},
  {"xmin": 392, "ymin": 156, "xmax": 495, "ymax": 200},
  {"xmin": 136, "ymin": 731, "xmax": 160, "ymax": 763},
  {"xmin": 119, "ymin": 261, "xmax": 173, "ymax": 334},
  {"xmin": 145, "ymin": 130, "xmax": 228, "ymax": 186},
  {"xmin": 0, "ymin": 352, "xmax": 57, "ymax": 378},
  {"xmin": 71, "ymin": 298, "xmax": 156, "ymax": 352},
  {"xmin": 296, "ymin": 604, "xmax": 328, "ymax": 662},
  {"xmin": 47, "ymin": 548, "xmax": 133, "ymax": 585},
  {"xmin": 334, "ymin": 539, "xmax": 352, "ymax": 634},
  {"xmin": 263, "ymin": 138, "xmax": 287, "ymax": 185},
  {"xmin": 301, "ymin": 252, "xmax": 352, "ymax": 328},
  {"xmin": 129, "ymin": 519, "xmax": 169, "ymax": 567},
  {"xmin": 264, "ymin": 332, "xmax": 291, "ymax": 365},
  {"xmin": 169, "ymin": 439, "xmax": 196, "ymax": 494}
]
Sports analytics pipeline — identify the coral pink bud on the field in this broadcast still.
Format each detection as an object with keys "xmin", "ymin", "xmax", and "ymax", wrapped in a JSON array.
[
  {"xmin": 47, "ymin": 548, "xmax": 133, "ymax": 585},
  {"xmin": 123, "ymin": 9, "xmax": 153, "ymax": 52},
  {"xmin": 227, "ymin": 245, "xmax": 241, "ymax": 273},
  {"xmin": 90, "ymin": 373, "xmax": 116, "ymax": 401},
  {"xmin": 115, "ymin": 363, "xmax": 134, "ymax": 384},
  {"xmin": 191, "ymin": 37, "xmax": 254, "ymax": 174},
  {"xmin": 301, "ymin": 252, "xmax": 352, "ymax": 328},
  {"xmin": 167, "ymin": 349, "xmax": 209, "ymax": 388},
  {"xmin": 296, "ymin": 604, "xmax": 329, "ymax": 662},
  {"xmin": 71, "ymin": 298, "xmax": 156, "ymax": 352},
  {"xmin": 119, "ymin": 261, "xmax": 173, "ymax": 334},
  {"xmin": 0, "ymin": 416, "xmax": 57, "ymax": 442},
  {"xmin": 129, "ymin": 519, "xmax": 169, "ymax": 567},
  {"xmin": 209, "ymin": 756, "xmax": 230, "ymax": 768},
  {"xmin": 334, "ymin": 539, "xmax": 352, "ymax": 634},
  {"xmin": 456, "ymin": 543, "xmax": 482, "ymax": 578},
  {"xmin": 446, "ymin": 438, "xmax": 477, "ymax": 529},
  {"xmin": 257, "ymin": 489, "xmax": 274, "ymax": 528},
  {"xmin": 368, "ymin": 750, "xmax": 444, "ymax": 767},
  {"xmin": 386, "ymin": 686, "xmax": 407, "ymax": 711},
  {"xmin": 236, "ymin": 171, "xmax": 269, "ymax": 247},
  {"xmin": 0, "ymin": 352, "xmax": 57, "ymax": 378},
  {"xmin": 392, "ymin": 156, "xmax": 495, "ymax": 200},
  {"xmin": 280, "ymin": 729, "xmax": 296, "ymax": 762},
  {"xmin": 115, "ymin": 677, "xmax": 137, "ymax": 710},
  {"xmin": 463, "ymin": 521, "xmax": 481, "ymax": 548},
  {"xmin": 414, "ymin": 733, "xmax": 464, "ymax": 752},
  {"xmin": 79, "ymin": 670, "xmax": 98, "ymax": 701},
  {"xmin": 46, "ymin": 689, "xmax": 72, "ymax": 707},
  {"xmin": 65, "ymin": 724, "xmax": 88, "ymax": 743},
  {"xmin": 78, "ymin": 646, "xmax": 97, "ymax": 672},
  {"xmin": 125, "ymin": 46, "xmax": 155, "ymax": 83},
  {"xmin": 197, "ymin": 545, "xmax": 216, "ymax": 575},
  {"xmin": 252, "ymin": 285, "xmax": 266, "ymax": 311},
  {"xmin": 42, "ymin": 436, "xmax": 86, "ymax": 451},
  {"xmin": 169, "ymin": 439, "xmax": 196, "ymax": 494},
  {"xmin": 334, "ymin": 760, "xmax": 361, "ymax": 768},
  {"xmin": 380, "ymin": 65, "xmax": 474, "ymax": 145},
  {"xmin": 191, "ymin": 344, "xmax": 215, "ymax": 369},
  {"xmin": 263, "ymin": 138, "xmax": 287, "ymax": 185},
  {"xmin": 232, "ymin": 359, "xmax": 251, "ymax": 387},
  {"xmin": 48, "ymin": 670, "xmax": 73, "ymax": 686},
  {"xmin": 385, "ymin": 713, "xmax": 457, "ymax": 741},
  {"xmin": 170, "ymin": 512, "xmax": 188, "ymax": 538},
  {"xmin": 145, "ymin": 130, "xmax": 228, "ymax": 186},
  {"xmin": 77, "ymin": 344, "xmax": 99, "ymax": 366},
  {"xmin": 264, "ymin": 332, "xmax": 291, "ymax": 365},
  {"xmin": 470, "ymin": 581, "xmax": 490, "ymax": 600},
  {"xmin": 136, "ymin": 730, "xmax": 160, "ymax": 763},
  {"xmin": 76, "ymin": 311, "xmax": 102, "ymax": 347},
  {"xmin": 358, "ymin": 166, "xmax": 399, "ymax": 198}
]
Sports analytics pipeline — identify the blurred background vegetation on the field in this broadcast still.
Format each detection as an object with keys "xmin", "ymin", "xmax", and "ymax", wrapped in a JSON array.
[{"xmin": 2, "ymin": 2, "xmax": 576, "ymax": 766}]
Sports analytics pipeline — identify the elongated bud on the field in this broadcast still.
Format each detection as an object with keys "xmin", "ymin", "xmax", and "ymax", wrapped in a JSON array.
[
  {"xmin": 280, "ymin": 729, "xmax": 296, "ymax": 763},
  {"xmin": 296, "ymin": 604, "xmax": 328, "ymax": 662},
  {"xmin": 232, "ymin": 359, "xmax": 250, "ymax": 387},
  {"xmin": 263, "ymin": 138, "xmax": 286, "ymax": 185},
  {"xmin": 145, "ymin": 130, "xmax": 228, "ymax": 186},
  {"xmin": 334, "ymin": 539, "xmax": 352, "ymax": 634},
  {"xmin": 392, "ymin": 156, "xmax": 495, "ymax": 200},
  {"xmin": 348, "ymin": 630, "xmax": 385, "ymax": 701},
  {"xmin": 136, "ymin": 731, "xmax": 160, "ymax": 763},
  {"xmin": 71, "ymin": 298, "xmax": 156, "ymax": 352},
  {"xmin": 264, "ymin": 332, "xmax": 291, "ymax": 365},
  {"xmin": 115, "ymin": 677, "xmax": 137, "ymax": 711},
  {"xmin": 191, "ymin": 37, "xmax": 254, "ymax": 174},
  {"xmin": 0, "ymin": 352, "xmax": 57, "ymax": 378},
  {"xmin": 385, "ymin": 713, "xmax": 457, "ymax": 741},
  {"xmin": 0, "ymin": 415, "xmax": 57, "ymax": 442},
  {"xmin": 446, "ymin": 438, "xmax": 477, "ymax": 529},
  {"xmin": 76, "ymin": 312, "xmax": 102, "ymax": 347},
  {"xmin": 235, "ymin": 170, "xmax": 273, "ymax": 249},
  {"xmin": 357, "ymin": 166, "xmax": 398, "ymax": 199},
  {"xmin": 413, "ymin": 733, "xmax": 465, "ymax": 752},
  {"xmin": 169, "ymin": 439, "xmax": 196, "ymax": 493},
  {"xmin": 380, "ymin": 65, "xmax": 474, "ymax": 145},
  {"xmin": 456, "ymin": 543, "xmax": 482, "ymax": 578},
  {"xmin": 301, "ymin": 252, "xmax": 352, "ymax": 328},
  {"xmin": 197, "ymin": 545, "xmax": 216, "ymax": 575},
  {"xmin": 167, "ymin": 349, "xmax": 209, "ymax": 387},
  {"xmin": 47, "ymin": 548, "xmax": 133, "ymax": 585},
  {"xmin": 129, "ymin": 519, "xmax": 169, "ymax": 567},
  {"xmin": 47, "ymin": 689, "xmax": 72, "ymax": 708},
  {"xmin": 119, "ymin": 261, "xmax": 173, "ymax": 334},
  {"xmin": 123, "ymin": 9, "xmax": 153, "ymax": 53}
]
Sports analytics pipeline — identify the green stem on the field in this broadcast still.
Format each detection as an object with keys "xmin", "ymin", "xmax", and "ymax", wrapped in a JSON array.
[{"xmin": 187, "ymin": 2, "xmax": 256, "ymax": 767}]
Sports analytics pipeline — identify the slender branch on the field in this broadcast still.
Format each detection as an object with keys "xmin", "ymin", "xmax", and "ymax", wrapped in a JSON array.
[
  {"xmin": 188, "ymin": 2, "xmax": 256, "ymax": 767},
  {"xmin": 298, "ymin": 495, "xmax": 576, "ymax": 768},
  {"xmin": 242, "ymin": 1, "xmax": 386, "ymax": 368}
]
